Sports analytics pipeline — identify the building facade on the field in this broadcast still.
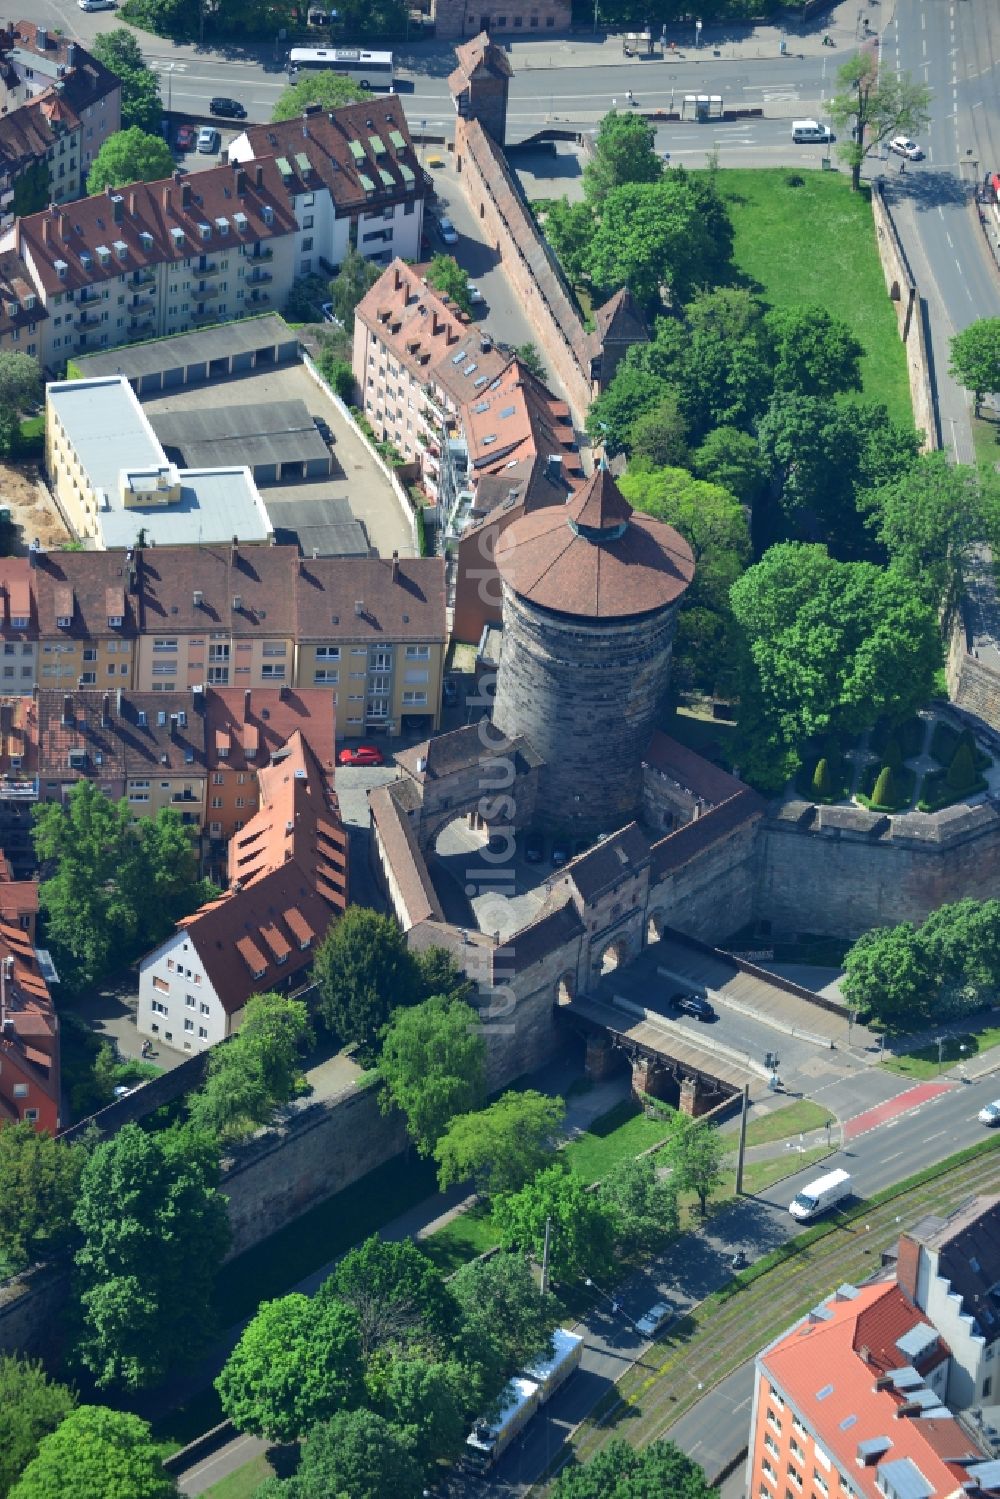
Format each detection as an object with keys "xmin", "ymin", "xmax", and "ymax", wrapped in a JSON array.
[{"xmin": 0, "ymin": 915, "xmax": 59, "ymax": 1133}]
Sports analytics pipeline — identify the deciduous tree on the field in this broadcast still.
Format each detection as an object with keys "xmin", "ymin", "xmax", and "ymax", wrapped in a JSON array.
[
  {"xmin": 586, "ymin": 177, "xmax": 713, "ymax": 309},
  {"xmin": 0, "ymin": 352, "xmax": 41, "ymax": 457},
  {"xmin": 187, "ymin": 992, "xmax": 313, "ymax": 1144},
  {"xmin": 273, "ymin": 1410, "xmax": 423, "ymax": 1499},
  {"xmin": 661, "ymin": 1114, "xmax": 725, "ymax": 1215},
  {"xmin": 691, "ymin": 426, "xmax": 768, "ymax": 508},
  {"xmin": 374, "ymin": 1356, "xmax": 468, "ymax": 1471},
  {"xmin": 425, "ymin": 254, "xmax": 472, "ymax": 316},
  {"xmin": 320, "ymin": 1234, "xmax": 458, "ymax": 1359},
  {"xmin": 0, "ymin": 1125, "xmax": 86, "ymax": 1273},
  {"xmin": 434, "ymin": 1090, "xmax": 565, "ymax": 1197},
  {"xmin": 553, "ymin": 1438, "xmax": 714, "ymax": 1499},
  {"xmin": 766, "ymin": 305, "xmax": 864, "ymax": 401},
  {"xmin": 0, "ymin": 1355, "xmax": 76, "ymax": 1499},
  {"xmin": 627, "ymin": 392, "xmax": 689, "ymax": 470},
  {"xmin": 73, "ymin": 1124, "xmax": 229, "ymax": 1389},
  {"xmin": 327, "ymin": 247, "xmax": 381, "ymax": 334},
  {"xmin": 514, "ymin": 342, "xmax": 546, "ymax": 379},
  {"xmin": 949, "ymin": 317, "xmax": 1000, "ymax": 416},
  {"xmin": 379, "ymin": 995, "xmax": 485, "ymax": 1156},
  {"xmin": 841, "ymin": 923, "xmax": 929, "ymax": 1023},
  {"xmin": 583, "ymin": 110, "xmax": 662, "ymax": 207},
  {"xmin": 587, "ymin": 366, "xmax": 670, "ymax": 456},
  {"xmin": 451, "ymin": 1251, "xmax": 555, "ymax": 1393},
  {"xmin": 493, "ymin": 1164, "xmax": 616, "ymax": 1281},
  {"xmin": 313, "ymin": 905, "xmax": 422, "ymax": 1050},
  {"xmin": 272, "ymin": 70, "xmax": 370, "ymax": 122},
  {"xmin": 596, "ymin": 1156, "xmax": 679, "ymax": 1253},
  {"xmin": 90, "ymin": 31, "xmax": 162, "ymax": 133},
  {"xmin": 863, "ymin": 452, "xmax": 985, "ymax": 604},
  {"xmin": 215, "ymin": 1293, "xmax": 363, "ymax": 1443},
  {"xmin": 829, "ymin": 52, "xmax": 931, "ymax": 191},
  {"xmin": 9, "ymin": 1406, "xmax": 176, "ymax": 1499},
  {"xmin": 540, "ymin": 198, "xmax": 594, "ymax": 286},
  {"xmin": 86, "ymin": 129, "xmax": 174, "ymax": 194}
]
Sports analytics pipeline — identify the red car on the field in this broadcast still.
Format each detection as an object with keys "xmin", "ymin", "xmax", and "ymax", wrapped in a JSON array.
[
  {"xmin": 175, "ymin": 124, "xmax": 197, "ymax": 151},
  {"xmin": 337, "ymin": 744, "xmax": 385, "ymax": 768}
]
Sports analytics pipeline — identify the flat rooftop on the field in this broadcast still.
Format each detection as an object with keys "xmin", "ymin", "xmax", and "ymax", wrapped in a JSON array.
[
  {"xmin": 49, "ymin": 375, "xmax": 163, "ymax": 501},
  {"xmin": 151, "ymin": 400, "xmax": 330, "ymax": 472},
  {"xmin": 71, "ymin": 315, "xmax": 297, "ymax": 380},
  {"xmin": 99, "ymin": 468, "xmax": 272, "ymax": 550}
]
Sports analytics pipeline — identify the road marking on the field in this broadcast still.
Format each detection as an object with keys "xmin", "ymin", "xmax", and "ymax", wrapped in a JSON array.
[
  {"xmin": 926, "ymin": 1129, "xmax": 946, "ymax": 1142},
  {"xmin": 735, "ymin": 1396, "xmax": 752, "ymax": 1412},
  {"xmin": 883, "ymin": 1151, "xmax": 903, "ymax": 1162}
]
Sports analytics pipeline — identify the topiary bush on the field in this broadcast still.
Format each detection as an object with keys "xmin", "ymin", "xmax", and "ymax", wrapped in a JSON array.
[
  {"xmin": 871, "ymin": 765, "xmax": 895, "ymax": 808},
  {"xmin": 946, "ymin": 740, "xmax": 977, "ymax": 793},
  {"xmin": 883, "ymin": 737, "xmax": 903, "ymax": 772},
  {"xmin": 811, "ymin": 757, "xmax": 832, "ymax": 800}
]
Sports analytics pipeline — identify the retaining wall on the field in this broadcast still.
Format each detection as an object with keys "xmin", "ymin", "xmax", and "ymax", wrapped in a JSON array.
[{"xmin": 870, "ymin": 183, "xmax": 938, "ymax": 451}]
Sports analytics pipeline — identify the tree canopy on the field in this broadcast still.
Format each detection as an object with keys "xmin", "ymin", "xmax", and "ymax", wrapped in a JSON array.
[
  {"xmin": 729, "ymin": 543, "xmax": 940, "ymax": 791},
  {"xmin": 829, "ymin": 52, "xmax": 931, "ymax": 190},
  {"xmin": 842, "ymin": 899, "xmax": 1000, "ymax": 1027},
  {"xmin": 0, "ymin": 353, "xmax": 41, "ymax": 458},
  {"xmin": 766, "ymin": 305, "xmax": 864, "ymax": 401},
  {"xmin": 0, "ymin": 1124, "xmax": 86, "ymax": 1273},
  {"xmin": 90, "ymin": 32, "xmax": 161, "ymax": 134},
  {"xmin": 187, "ymin": 992, "xmax": 313, "ymax": 1143},
  {"xmin": 264, "ymin": 1409, "xmax": 423, "ymax": 1499},
  {"xmin": 328, "ymin": 248, "xmax": 381, "ymax": 334},
  {"xmin": 450, "ymin": 1252, "xmax": 555, "ymax": 1392},
  {"xmin": 272, "ymin": 70, "xmax": 370, "ymax": 121},
  {"xmin": 659, "ymin": 1115, "xmax": 725, "ymax": 1215},
  {"xmin": 553, "ymin": 1438, "xmax": 714, "ymax": 1499},
  {"xmin": 86, "ymin": 129, "xmax": 175, "ymax": 194},
  {"xmin": 72, "ymin": 1123, "xmax": 229, "ymax": 1389},
  {"xmin": 313, "ymin": 905, "xmax": 422, "ymax": 1049},
  {"xmin": 0, "ymin": 1355, "xmax": 76, "ymax": 1499},
  {"xmin": 9, "ymin": 1405, "xmax": 176, "ymax": 1499},
  {"xmin": 379, "ymin": 994, "xmax": 485, "ymax": 1157},
  {"xmin": 596, "ymin": 1155, "xmax": 679, "ymax": 1253},
  {"xmin": 215, "ymin": 1292, "xmax": 363, "ymax": 1443},
  {"xmin": 374, "ymin": 1356, "xmax": 468, "ymax": 1472},
  {"xmin": 582, "ymin": 109, "xmax": 662, "ymax": 207},
  {"xmin": 434, "ymin": 1090, "xmax": 566, "ymax": 1197},
  {"xmin": 425, "ymin": 255, "xmax": 472, "ymax": 317},
  {"xmin": 587, "ymin": 176, "xmax": 715, "ymax": 308},
  {"xmin": 949, "ymin": 317, "xmax": 1000, "ymax": 414},
  {"xmin": 493, "ymin": 1164, "xmax": 616, "ymax": 1281},
  {"xmin": 863, "ymin": 452, "xmax": 987, "ymax": 605},
  {"xmin": 319, "ymin": 1234, "xmax": 458, "ymax": 1359}
]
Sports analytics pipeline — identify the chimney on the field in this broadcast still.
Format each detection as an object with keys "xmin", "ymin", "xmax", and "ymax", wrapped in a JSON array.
[
  {"xmin": 101, "ymin": 693, "xmax": 110, "ymax": 727},
  {"xmin": 279, "ymin": 684, "xmax": 289, "ymax": 701},
  {"xmin": 394, "ymin": 266, "xmax": 403, "ymax": 292},
  {"xmin": 162, "ymin": 184, "xmax": 172, "ymax": 214},
  {"xmin": 173, "ymin": 168, "xmax": 184, "ymax": 184},
  {"xmin": 128, "ymin": 189, "xmax": 137, "ymax": 216},
  {"xmin": 243, "ymin": 688, "xmax": 251, "ymax": 719},
  {"xmin": 235, "ymin": 167, "xmax": 246, "ymax": 196},
  {"xmin": 58, "ymin": 211, "xmax": 68, "ymax": 241},
  {"xmin": 391, "ymin": 550, "xmax": 399, "ymax": 582},
  {"xmin": 181, "ymin": 180, "xmax": 192, "ymax": 208},
  {"xmin": 42, "ymin": 217, "xmax": 51, "ymax": 246},
  {"xmin": 231, "ymin": 536, "xmax": 239, "ymax": 565},
  {"xmin": 66, "ymin": 41, "xmax": 76, "ymax": 65},
  {"xmin": 170, "ymin": 713, "xmax": 178, "ymax": 738},
  {"xmin": 0, "ymin": 701, "xmax": 12, "ymax": 738},
  {"xmin": 431, "ymin": 311, "xmax": 440, "ymax": 336},
  {"xmin": 112, "ymin": 194, "xmax": 123, "ymax": 223},
  {"xmin": 61, "ymin": 694, "xmax": 72, "ymax": 726},
  {"xmin": 896, "ymin": 1234, "xmax": 921, "ymax": 1304},
  {"xmin": 254, "ymin": 163, "xmax": 264, "ymax": 189}
]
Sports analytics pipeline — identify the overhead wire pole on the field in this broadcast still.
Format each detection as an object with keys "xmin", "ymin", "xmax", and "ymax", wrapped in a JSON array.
[
  {"xmin": 735, "ymin": 1083, "xmax": 749, "ymax": 1195},
  {"xmin": 540, "ymin": 1216, "xmax": 552, "ymax": 1295}
]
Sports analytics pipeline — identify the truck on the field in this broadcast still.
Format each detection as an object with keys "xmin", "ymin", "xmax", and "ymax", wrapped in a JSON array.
[
  {"xmin": 465, "ymin": 1328, "xmax": 584, "ymax": 1469},
  {"xmin": 789, "ymin": 1168, "xmax": 852, "ymax": 1221}
]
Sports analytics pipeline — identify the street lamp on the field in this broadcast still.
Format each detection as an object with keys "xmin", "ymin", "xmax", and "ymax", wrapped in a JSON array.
[
  {"xmin": 695, "ymin": 17, "xmax": 702, "ymax": 47},
  {"xmin": 584, "ymin": 1276, "xmax": 621, "ymax": 1315},
  {"xmin": 935, "ymin": 1034, "xmax": 946, "ymax": 1072},
  {"xmin": 164, "ymin": 62, "xmax": 175, "ymax": 115}
]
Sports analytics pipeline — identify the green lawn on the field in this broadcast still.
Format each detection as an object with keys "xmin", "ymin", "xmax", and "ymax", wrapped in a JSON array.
[
  {"xmin": 884, "ymin": 1023, "xmax": 1000, "ymax": 1079},
  {"xmin": 973, "ymin": 409, "xmax": 1000, "ymax": 471},
  {"xmin": 563, "ymin": 1099, "xmax": 673, "ymax": 1183},
  {"xmin": 738, "ymin": 1144, "xmax": 831, "ymax": 1197},
  {"xmin": 742, "ymin": 1100, "xmax": 834, "ymax": 1149},
  {"xmin": 715, "ymin": 168, "xmax": 912, "ymax": 429},
  {"xmin": 203, "ymin": 1454, "xmax": 275, "ymax": 1498}
]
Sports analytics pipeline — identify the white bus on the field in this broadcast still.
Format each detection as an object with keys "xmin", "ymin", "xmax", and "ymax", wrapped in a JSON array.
[{"xmin": 288, "ymin": 47, "xmax": 394, "ymax": 91}]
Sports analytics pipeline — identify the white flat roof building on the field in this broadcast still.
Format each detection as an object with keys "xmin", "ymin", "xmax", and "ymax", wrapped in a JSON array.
[{"xmin": 45, "ymin": 375, "xmax": 274, "ymax": 550}]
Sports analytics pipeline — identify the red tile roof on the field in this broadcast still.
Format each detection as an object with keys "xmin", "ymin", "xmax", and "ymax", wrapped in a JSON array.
[
  {"xmin": 37, "ymin": 689, "xmax": 206, "ymax": 783},
  {"xmin": 0, "ymin": 246, "xmax": 48, "ymax": 340},
  {"xmin": 204, "ymin": 687, "xmax": 335, "ymax": 775},
  {"xmin": 644, "ymin": 731, "xmax": 750, "ymax": 808},
  {"xmin": 32, "ymin": 550, "xmax": 139, "ymax": 640},
  {"xmin": 0, "ymin": 695, "xmax": 38, "ymax": 777},
  {"xmin": 175, "ymin": 731, "xmax": 348, "ymax": 1015},
  {"xmin": 137, "ymin": 543, "xmax": 299, "ymax": 639},
  {"xmin": 495, "ymin": 466, "xmax": 695, "ymax": 620},
  {"xmin": 294, "ymin": 552, "xmax": 446, "ymax": 643},
  {"xmin": 0, "ymin": 913, "xmax": 59, "ymax": 1131}
]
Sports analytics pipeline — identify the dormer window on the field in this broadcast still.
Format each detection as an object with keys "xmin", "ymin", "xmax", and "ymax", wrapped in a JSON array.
[
  {"xmin": 233, "ymin": 211, "xmax": 248, "ymax": 233},
  {"xmin": 10, "ymin": 616, "xmax": 28, "ymax": 629},
  {"xmin": 97, "ymin": 245, "xmax": 111, "ymax": 265},
  {"xmin": 262, "ymin": 204, "xmax": 274, "ymax": 226},
  {"xmin": 54, "ymin": 259, "xmax": 68, "ymax": 279},
  {"xmin": 140, "ymin": 231, "xmax": 153, "ymax": 250},
  {"xmin": 108, "ymin": 613, "xmax": 123, "ymax": 628},
  {"xmin": 80, "ymin": 251, "xmax": 92, "ymax": 270},
  {"xmin": 199, "ymin": 223, "xmax": 211, "ymax": 241},
  {"xmin": 214, "ymin": 217, "xmax": 229, "ymax": 234},
  {"xmin": 56, "ymin": 614, "xmax": 72, "ymax": 628},
  {"xmin": 114, "ymin": 239, "xmax": 128, "ymax": 260},
  {"xmin": 24, "ymin": 293, "xmax": 35, "ymax": 310},
  {"xmin": 171, "ymin": 227, "xmax": 185, "ymax": 247}
]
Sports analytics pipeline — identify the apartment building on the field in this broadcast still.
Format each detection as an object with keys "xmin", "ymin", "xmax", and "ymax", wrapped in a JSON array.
[
  {"xmin": 45, "ymin": 374, "xmax": 273, "ymax": 549},
  {"xmin": 228, "ymin": 96, "xmax": 426, "ymax": 278},
  {"xmin": 36, "ymin": 688, "xmax": 208, "ymax": 825},
  {"xmin": 0, "ymin": 558, "xmax": 38, "ymax": 690},
  {"xmin": 0, "ymin": 852, "xmax": 37, "ymax": 939},
  {"xmin": 353, "ymin": 259, "xmax": 581, "ymax": 508},
  {"xmin": 203, "ymin": 685, "xmax": 336, "ymax": 842},
  {"xmin": 32, "ymin": 547, "xmax": 139, "ymax": 689},
  {"xmin": 133, "ymin": 542, "xmax": 299, "ymax": 693},
  {"xmin": 0, "ymin": 22, "xmax": 121, "ymax": 221},
  {"xmin": 749, "ymin": 1278, "xmax": 999, "ymax": 1499},
  {"xmin": 137, "ymin": 729, "xmax": 348, "ymax": 1051},
  {"xmin": 294, "ymin": 550, "xmax": 447, "ymax": 737},
  {"xmin": 0, "ymin": 162, "xmax": 297, "ymax": 370},
  {"xmin": 0, "ymin": 915, "xmax": 59, "ymax": 1133},
  {"xmin": 0, "ymin": 695, "xmax": 39, "ymax": 878},
  {"xmin": 890, "ymin": 1196, "xmax": 1000, "ymax": 1410}
]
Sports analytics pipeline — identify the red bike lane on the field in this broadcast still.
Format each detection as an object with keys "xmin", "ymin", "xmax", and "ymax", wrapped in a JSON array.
[{"xmin": 843, "ymin": 1081, "xmax": 954, "ymax": 1142}]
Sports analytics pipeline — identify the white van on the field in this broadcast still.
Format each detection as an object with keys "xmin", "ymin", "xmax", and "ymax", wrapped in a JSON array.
[
  {"xmin": 792, "ymin": 119, "xmax": 834, "ymax": 144},
  {"xmin": 789, "ymin": 1168, "xmax": 851, "ymax": 1221}
]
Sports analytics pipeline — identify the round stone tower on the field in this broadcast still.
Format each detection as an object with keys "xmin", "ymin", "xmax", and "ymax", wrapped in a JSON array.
[{"xmin": 491, "ymin": 467, "xmax": 695, "ymax": 836}]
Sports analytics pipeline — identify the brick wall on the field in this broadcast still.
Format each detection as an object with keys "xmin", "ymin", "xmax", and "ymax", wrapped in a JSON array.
[{"xmin": 454, "ymin": 116, "xmax": 594, "ymax": 426}]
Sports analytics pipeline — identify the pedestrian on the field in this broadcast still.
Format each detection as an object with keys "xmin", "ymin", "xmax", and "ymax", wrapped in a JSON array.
[{"xmin": 899, "ymin": 159, "xmax": 905, "ymax": 174}]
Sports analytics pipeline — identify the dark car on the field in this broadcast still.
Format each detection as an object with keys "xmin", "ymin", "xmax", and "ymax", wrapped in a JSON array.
[
  {"xmin": 673, "ymin": 992, "xmax": 716, "ymax": 1022},
  {"xmin": 524, "ymin": 830, "xmax": 545, "ymax": 863},
  {"xmin": 313, "ymin": 416, "xmax": 333, "ymax": 443},
  {"xmin": 572, "ymin": 837, "xmax": 590, "ymax": 858},
  {"xmin": 442, "ymin": 677, "xmax": 459, "ymax": 707},
  {"xmin": 209, "ymin": 96, "xmax": 247, "ymax": 118},
  {"xmin": 551, "ymin": 839, "xmax": 570, "ymax": 868}
]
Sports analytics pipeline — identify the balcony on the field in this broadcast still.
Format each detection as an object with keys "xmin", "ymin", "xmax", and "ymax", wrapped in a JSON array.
[
  {"xmin": 248, "ymin": 246, "xmax": 273, "ymax": 263},
  {"xmin": 246, "ymin": 291, "xmax": 270, "ymax": 307},
  {"xmin": 76, "ymin": 310, "xmax": 101, "ymax": 329},
  {"xmin": 194, "ymin": 261, "xmax": 221, "ymax": 278},
  {"xmin": 130, "ymin": 290, "xmax": 155, "ymax": 308},
  {"xmin": 129, "ymin": 312, "xmax": 155, "ymax": 331},
  {"xmin": 0, "ymin": 777, "xmax": 39, "ymax": 800},
  {"xmin": 131, "ymin": 268, "xmax": 156, "ymax": 286},
  {"xmin": 246, "ymin": 269, "xmax": 272, "ymax": 284},
  {"xmin": 171, "ymin": 790, "xmax": 200, "ymax": 804},
  {"xmin": 195, "ymin": 284, "xmax": 220, "ymax": 301},
  {"xmin": 191, "ymin": 310, "xmax": 219, "ymax": 326}
]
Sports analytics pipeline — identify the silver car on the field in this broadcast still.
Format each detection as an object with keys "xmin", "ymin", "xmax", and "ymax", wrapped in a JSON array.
[
  {"xmin": 979, "ymin": 1099, "xmax": 1000, "ymax": 1127},
  {"xmin": 196, "ymin": 126, "xmax": 220, "ymax": 154}
]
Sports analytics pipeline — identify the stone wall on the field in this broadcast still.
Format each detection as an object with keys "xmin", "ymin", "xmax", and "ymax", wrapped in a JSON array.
[
  {"xmin": 652, "ymin": 817, "xmax": 760, "ymax": 944},
  {"xmin": 870, "ymin": 184, "xmax": 938, "ymax": 451},
  {"xmin": 454, "ymin": 116, "xmax": 594, "ymax": 426},
  {"xmin": 0, "ymin": 1265, "xmax": 71, "ymax": 1360},
  {"xmin": 221, "ymin": 1082, "xmax": 408, "ymax": 1260},
  {"xmin": 757, "ymin": 803, "xmax": 1000, "ymax": 938},
  {"xmin": 945, "ymin": 604, "xmax": 1000, "ymax": 734}
]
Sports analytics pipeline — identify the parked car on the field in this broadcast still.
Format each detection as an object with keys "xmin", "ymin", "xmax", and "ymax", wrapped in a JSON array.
[
  {"xmin": 467, "ymin": 280, "xmax": 484, "ymax": 304},
  {"xmin": 437, "ymin": 216, "xmax": 459, "ymax": 245},
  {"xmin": 196, "ymin": 126, "xmax": 220, "ymax": 154},
  {"xmin": 524, "ymin": 830, "xmax": 545, "ymax": 863},
  {"xmin": 425, "ymin": 152, "xmax": 446, "ymax": 168},
  {"xmin": 78, "ymin": 0, "xmax": 116, "ymax": 10},
  {"xmin": 636, "ymin": 1301, "xmax": 671, "ymax": 1338},
  {"xmin": 442, "ymin": 677, "xmax": 459, "ymax": 706},
  {"xmin": 672, "ymin": 992, "xmax": 715, "ymax": 1022},
  {"xmin": 313, "ymin": 416, "xmax": 333, "ymax": 445},
  {"xmin": 889, "ymin": 136, "xmax": 923, "ymax": 159},
  {"xmin": 321, "ymin": 302, "xmax": 343, "ymax": 327},
  {"xmin": 979, "ymin": 1099, "xmax": 1000, "ymax": 1127},
  {"xmin": 210, "ymin": 96, "xmax": 247, "ymax": 118},
  {"xmin": 175, "ymin": 124, "xmax": 197, "ymax": 152},
  {"xmin": 337, "ymin": 744, "xmax": 385, "ymax": 767},
  {"xmin": 550, "ymin": 839, "xmax": 570, "ymax": 868}
]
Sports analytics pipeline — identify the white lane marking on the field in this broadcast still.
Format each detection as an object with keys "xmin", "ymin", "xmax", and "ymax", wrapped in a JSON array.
[
  {"xmin": 926, "ymin": 1129, "xmax": 947, "ymax": 1142},
  {"xmin": 883, "ymin": 1151, "xmax": 903, "ymax": 1162},
  {"xmin": 946, "ymin": 233, "xmax": 954, "ymax": 247}
]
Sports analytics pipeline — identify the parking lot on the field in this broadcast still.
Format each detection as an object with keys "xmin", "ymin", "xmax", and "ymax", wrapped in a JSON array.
[{"xmin": 138, "ymin": 361, "xmax": 416, "ymax": 558}]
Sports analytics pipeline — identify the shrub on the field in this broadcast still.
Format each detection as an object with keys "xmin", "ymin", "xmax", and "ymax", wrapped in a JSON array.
[
  {"xmin": 871, "ymin": 765, "xmax": 895, "ymax": 808},
  {"xmin": 883, "ymin": 737, "xmax": 903, "ymax": 772},
  {"xmin": 811, "ymin": 757, "xmax": 832, "ymax": 799},
  {"xmin": 785, "ymin": 173, "xmax": 805, "ymax": 187},
  {"xmin": 415, "ymin": 505, "xmax": 428, "ymax": 557},
  {"xmin": 946, "ymin": 740, "xmax": 977, "ymax": 793}
]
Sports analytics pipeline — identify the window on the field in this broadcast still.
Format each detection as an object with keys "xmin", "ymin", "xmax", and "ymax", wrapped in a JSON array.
[
  {"xmin": 153, "ymin": 975, "xmax": 170, "ymax": 993},
  {"xmin": 261, "ymin": 663, "xmax": 285, "ymax": 680},
  {"xmin": 151, "ymin": 998, "xmax": 168, "ymax": 1016},
  {"xmin": 200, "ymin": 1001, "xmax": 210, "ymax": 1015},
  {"xmin": 24, "ymin": 1108, "xmax": 38, "ymax": 1122},
  {"xmin": 316, "ymin": 646, "xmax": 340, "ymax": 660},
  {"xmin": 402, "ymin": 690, "xmax": 427, "ymax": 705},
  {"xmin": 212, "ymin": 772, "xmax": 224, "ymax": 785},
  {"xmin": 12, "ymin": 1083, "xmax": 29, "ymax": 1098},
  {"xmin": 262, "ymin": 642, "xmax": 286, "ymax": 657},
  {"xmin": 984, "ymin": 1376, "xmax": 993, "ymax": 1398},
  {"xmin": 211, "ymin": 797, "xmax": 223, "ymax": 809},
  {"xmin": 767, "ymin": 1410, "xmax": 782, "ymax": 1433},
  {"xmin": 209, "ymin": 821, "xmax": 222, "ymax": 836},
  {"xmin": 235, "ymin": 797, "xmax": 245, "ymax": 809},
  {"xmin": 764, "ymin": 1434, "xmax": 779, "ymax": 1455},
  {"xmin": 198, "ymin": 1026, "xmax": 208, "ymax": 1039},
  {"xmin": 153, "ymin": 638, "xmax": 178, "ymax": 651},
  {"xmin": 185, "ymin": 994, "xmax": 196, "ymax": 1009},
  {"xmin": 80, "ymin": 671, "xmax": 96, "ymax": 685},
  {"xmin": 184, "ymin": 1018, "xmax": 194, "ymax": 1033},
  {"xmin": 405, "ymin": 644, "xmax": 430, "ymax": 659},
  {"xmin": 314, "ymin": 669, "xmax": 339, "ymax": 685},
  {"xmin": 83, "ymin": 647, "xmax": 97, "ymax": 661}
]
